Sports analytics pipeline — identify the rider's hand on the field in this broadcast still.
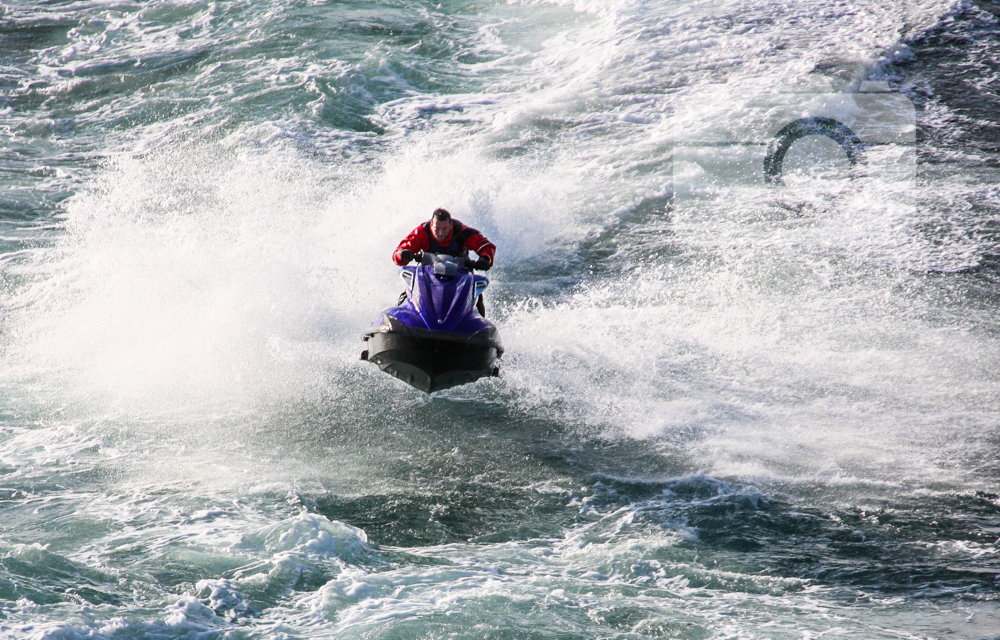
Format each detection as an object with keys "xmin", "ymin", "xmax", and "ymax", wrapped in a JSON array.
[
  {"xmin": 474, "ymin": 255, "xmax": 492, "ymax": 271},
  {"xmin": 399, "ymin": 249, "xmax": 414, "ymax": 263}
]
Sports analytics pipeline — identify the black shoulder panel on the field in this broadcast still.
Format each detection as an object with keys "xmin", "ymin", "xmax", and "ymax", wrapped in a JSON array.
[{"xmin": 454, "ymin": 225, "xmax": 477, "ymax": 246}]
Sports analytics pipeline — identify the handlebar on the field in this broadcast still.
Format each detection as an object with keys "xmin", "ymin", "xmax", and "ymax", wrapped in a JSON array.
[{"xmin": 407, "ymin": 252, "xmax": 490, "ymax": 272}]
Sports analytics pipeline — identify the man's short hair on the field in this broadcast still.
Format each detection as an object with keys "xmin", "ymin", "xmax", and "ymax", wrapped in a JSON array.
[{"xmin": 432, "ymin": 208, "xmax": 452, "ymax": 222}]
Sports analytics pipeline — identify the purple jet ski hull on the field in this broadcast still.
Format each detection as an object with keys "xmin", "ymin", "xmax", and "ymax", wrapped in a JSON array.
[{"xmin": 362, "ymin": 254, "xmax": 503, "ymax": 392}]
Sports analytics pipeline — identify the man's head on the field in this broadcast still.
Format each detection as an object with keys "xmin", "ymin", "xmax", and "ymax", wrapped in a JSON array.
[{"xmin": 429, "ymin": 208, "xmax": 453, "ymax": 243}]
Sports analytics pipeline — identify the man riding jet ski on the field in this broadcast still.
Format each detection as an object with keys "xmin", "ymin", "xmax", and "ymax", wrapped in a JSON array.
[
  {"xmin": 393, "ymin": 208, "xmax": 495, "ymax": 314},
  {"xmin": 361, "ymin": 209, "xmax": 503, "ymax": 392}
]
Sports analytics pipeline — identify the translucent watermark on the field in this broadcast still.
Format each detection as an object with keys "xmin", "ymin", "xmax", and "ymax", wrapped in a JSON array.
[{"xmin": 672, "ymin": 76, "xmax": 916, "ymax": 206}]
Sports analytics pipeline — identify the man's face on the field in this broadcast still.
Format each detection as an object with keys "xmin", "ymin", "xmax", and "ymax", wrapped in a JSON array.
[{"xmin": 430, "ymin": 218, "xmax": 453, "ymax": 242}]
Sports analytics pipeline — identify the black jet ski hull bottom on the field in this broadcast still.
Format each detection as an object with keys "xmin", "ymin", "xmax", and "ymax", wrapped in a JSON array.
[{"xmin": 363, "ymin": 331, "xmax": 500, "ymax": 393}]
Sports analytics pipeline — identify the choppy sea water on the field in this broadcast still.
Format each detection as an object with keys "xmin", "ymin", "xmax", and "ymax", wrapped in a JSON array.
[{"xmin": 1, "ymin": 0, "xmax": 1000, "ymax": 638}]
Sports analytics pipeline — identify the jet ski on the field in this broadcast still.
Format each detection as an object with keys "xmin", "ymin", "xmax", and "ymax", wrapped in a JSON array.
[{"xmin": 361, "ymin": 252, "xmax": 503, "ymax": 393}]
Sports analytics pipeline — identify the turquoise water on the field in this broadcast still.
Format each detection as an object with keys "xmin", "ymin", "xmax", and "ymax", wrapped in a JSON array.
[{"xmin": 2, "ymin": 0, "xmax": 1000, "ymax": 637}]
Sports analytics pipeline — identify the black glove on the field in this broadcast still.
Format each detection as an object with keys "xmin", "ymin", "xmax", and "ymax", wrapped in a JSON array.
[
  {"xmin": 399, "ymin": 249, "xmax": 414, "ymax": 263},
  {"xmin": 474, "ymin": 255, "xmax": 492, "ymax": 271}
]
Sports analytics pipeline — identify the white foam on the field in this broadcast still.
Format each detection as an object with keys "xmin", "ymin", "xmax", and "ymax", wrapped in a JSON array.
[
  {"xmin": 235, "ymin": 511, "xmax": 370, "ymax": 560},
  {"xmin": 3, "ymin": 0, "xmax": 989, "ymax": 497}
]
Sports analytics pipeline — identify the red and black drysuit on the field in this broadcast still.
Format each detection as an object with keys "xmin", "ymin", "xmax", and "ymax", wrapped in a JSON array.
[
  {"xmin": 392, "ymin": 219, "xmax": 496, "ymax": 267},
  {"xmin": 392, "ymin": 219, "xmax": 496, "ymax": 315}
]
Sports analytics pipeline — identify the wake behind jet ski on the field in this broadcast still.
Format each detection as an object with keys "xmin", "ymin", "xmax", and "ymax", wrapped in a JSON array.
[
  {"xmin": 361, "ymin": 252, "xmax": 503, "ymax": 392},
  {"xmin": 360, "ymin": 208, "xmax": 502, "ymax": 393}
]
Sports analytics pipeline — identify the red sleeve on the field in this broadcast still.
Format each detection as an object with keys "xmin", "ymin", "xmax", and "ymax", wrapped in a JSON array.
[
  {"xmin": 392, "ymin": 224, "xmax": 431, "ymax": 265},
  {"xmin": 462, "ymin": 230, "xmax": 496, "ymax": 266}
]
